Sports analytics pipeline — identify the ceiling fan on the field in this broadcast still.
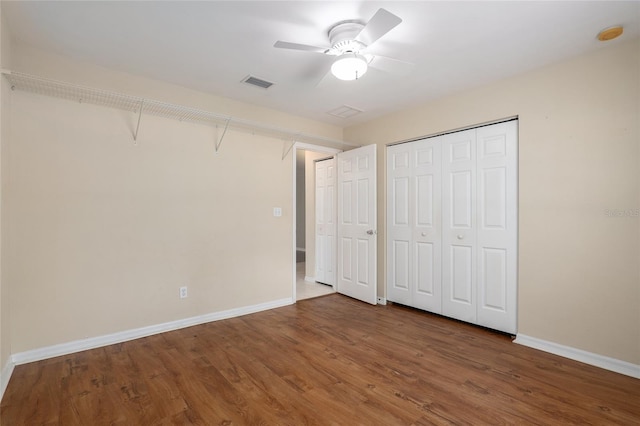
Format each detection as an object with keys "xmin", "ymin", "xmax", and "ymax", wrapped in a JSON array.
[{"xmin": 274, "ymin": 8, "xmax": 413, "ymax": 81}]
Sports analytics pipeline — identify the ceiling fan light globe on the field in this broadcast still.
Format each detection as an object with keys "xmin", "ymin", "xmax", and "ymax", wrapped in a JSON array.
[{"xmin": 331, "ymin": 54, "xmax": 368, "ymax": 81}]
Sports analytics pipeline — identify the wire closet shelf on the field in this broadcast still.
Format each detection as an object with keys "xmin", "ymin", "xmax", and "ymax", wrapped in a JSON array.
[{"xmin": 1, "ymin": 70, "xmax": 355, "ymax": 154}]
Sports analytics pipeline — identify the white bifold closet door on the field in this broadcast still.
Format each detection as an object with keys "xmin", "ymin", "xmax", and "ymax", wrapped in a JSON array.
[
  {"xmin": 387, "ymin": 139, "xmax": 442, "ymax": 312},
  {"xmin": 387, "ymin": 120, "xmax": 517, "ymax": 334},
  {"xmin": 315, "ymin": 158, "xmax": 336, "ymax": 286}
]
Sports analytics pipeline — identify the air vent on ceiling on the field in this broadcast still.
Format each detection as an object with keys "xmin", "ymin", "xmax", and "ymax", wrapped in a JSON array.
[
  {"xmin": 242, "ymin": 75, "xmax": 274, "ymax": 89},
  {"xmin": 327, "ymin": 105, "xmax": 363, "ymax": 119}
]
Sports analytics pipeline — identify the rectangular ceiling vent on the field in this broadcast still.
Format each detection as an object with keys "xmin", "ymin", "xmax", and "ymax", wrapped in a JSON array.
[
  {"xmin": 327, "ymin": 105, "xmax": 363, "ymax": 119},
  {"xmin": 242, "ymin": 75, "xmax": 274, "ymax": 89}
]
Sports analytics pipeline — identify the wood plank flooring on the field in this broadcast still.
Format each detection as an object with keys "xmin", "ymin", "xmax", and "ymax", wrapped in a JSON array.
[{"xmin": 2, "ymin": 294, "xmax": 639, "ymax": 425}]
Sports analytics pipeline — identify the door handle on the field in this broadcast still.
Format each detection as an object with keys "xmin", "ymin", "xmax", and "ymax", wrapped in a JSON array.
[
  {"xmin": 366, "ymin": 229, "xmax": 376, "ymax": 235},
  {"xmin": 457, "ymin": 234, "xmax": 464, "ymax": 240}
]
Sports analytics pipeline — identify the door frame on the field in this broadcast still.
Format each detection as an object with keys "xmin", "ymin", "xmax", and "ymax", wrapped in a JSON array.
[{"xmin": 291, "ymin": 142, "xmax": 341, "ymax": 302}]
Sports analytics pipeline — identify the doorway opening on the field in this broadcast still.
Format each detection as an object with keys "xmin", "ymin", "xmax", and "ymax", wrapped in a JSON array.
[{"xmin": 292, "ymin": 143, "xmax": 339, "ymax": 301}]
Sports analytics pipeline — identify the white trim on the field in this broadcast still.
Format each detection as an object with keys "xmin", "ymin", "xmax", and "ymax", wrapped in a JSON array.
[
  {"xmin": 377, "ymin": 297, "xmax": 387, "ymax": 305},
  {"xmin": 514, "ymin": 334, "xmax": 640, "ymax": 379},
  {"xmin": 12, "ymin": 298, "xmax": 292, "ymax": 366},
  {"xmin": 0, "ymin": 359, "xmax": 15, "ymax": 401},
  {"xmin": 304, "ymin": 276, "xmax": 316, "ymax": 283}
]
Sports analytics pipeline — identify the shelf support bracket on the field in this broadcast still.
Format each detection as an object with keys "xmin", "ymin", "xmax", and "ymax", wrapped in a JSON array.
[
  {"xmin": 216, "ymin": 118, "xmax": 231, "ymax": 153},
  {"xmin": 133, "ymin": 100, "xmax": 144, "ymax": 143},
  {"xmin": 282, "ymin": 138, "xmax": 296, "ymax": 160}
]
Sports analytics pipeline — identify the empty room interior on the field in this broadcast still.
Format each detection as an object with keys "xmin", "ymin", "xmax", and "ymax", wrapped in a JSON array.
[{"xmin": 0, "ymin": 1, "xmax": 638, "ymax": 424}]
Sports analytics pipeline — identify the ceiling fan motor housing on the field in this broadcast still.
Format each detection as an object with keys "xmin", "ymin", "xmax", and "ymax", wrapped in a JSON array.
[{"xmin": 328, "ymin": 21, "xmax": 367, "ymax": 54}]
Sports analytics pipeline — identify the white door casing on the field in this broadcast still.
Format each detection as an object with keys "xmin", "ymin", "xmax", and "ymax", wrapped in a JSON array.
[
  {"xmin": 337, "ymin": 144, "xmax": 377, "ymax": 305},
  {"xmin": 315, "ymin": 158, "xmax": 336, "ymax": 286}
]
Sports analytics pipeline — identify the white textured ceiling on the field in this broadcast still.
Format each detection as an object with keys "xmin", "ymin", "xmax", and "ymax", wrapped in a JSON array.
[{"xmin": 3, "ymin": 1, "xmax": 639, "ymax": 127}]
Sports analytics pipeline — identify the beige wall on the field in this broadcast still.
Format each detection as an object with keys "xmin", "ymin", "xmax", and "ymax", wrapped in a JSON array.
[
  {"xmin": 345, "ymin": 38, "xmax": 640, "ymax": 365},
  {"xmin": 5, "ymin": 45, "xmax": 343, "ymax": 353}
]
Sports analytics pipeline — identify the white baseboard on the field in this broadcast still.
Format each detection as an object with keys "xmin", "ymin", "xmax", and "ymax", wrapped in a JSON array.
[
  {"xmin": 12, "ymin": 297, "xmax": 293, "ymax": 366},
  {"xmin": 0, "ymin": 359, "xmax": 15, "ymax": 401},
  {"xmin": 514, "ymin": 334, "xmax": 640, "ymax": 379},
  {"xmin": 304, "ymin": 276, "xmax": 315, "ymax": 283},
  {"xmin": 377, "ymin": 297, "xmax": 387, "ymax": 305}
]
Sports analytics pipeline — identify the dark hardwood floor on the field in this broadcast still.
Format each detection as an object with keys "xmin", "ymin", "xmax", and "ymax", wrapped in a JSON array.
[{"xmin": 2, "ymin": 294, "xmax": 639, "ymax": 425}]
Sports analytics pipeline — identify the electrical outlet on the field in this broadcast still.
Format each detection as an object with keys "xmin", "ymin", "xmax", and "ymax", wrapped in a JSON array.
[{"xmin": 179, "ymin": 286, "xmax": 188, "ymax": 299}]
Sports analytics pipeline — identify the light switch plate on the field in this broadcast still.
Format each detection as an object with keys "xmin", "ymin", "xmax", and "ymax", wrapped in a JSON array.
[{"xmin": 273, "ymin": 207, "xmax": 282, "ymax": 217}]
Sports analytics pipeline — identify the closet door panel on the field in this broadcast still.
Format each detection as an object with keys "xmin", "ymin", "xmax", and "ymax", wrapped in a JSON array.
[
  {"xmin": 389, "ymin": 176, "xmax": 411, "ymax": 301},
  {"xmin": 481, "ymin": 247, "xmax": 507, "ymax": 309},
  {"xmin": 480, "ymin": 167, "xmax": 506, "ymax": 229},
  {"xmin": 476, "ymin": 121, "xmax": 518, "ymax": 333},
  {"xmin": 450, "ymin": 171, "xmax": 473, "ymax": 228},
  {"xmin": 412, "ymin": 139, "xmax": 441, "ymax": 312},
  {"xmin": 393, "ymin": 177, "xmax": 410, "ymax": 226},
  {"xmin": 451, "ymin": 245, "xmax": 473, "ymax": 302},
  {"xmin": 387, "ymin": 144, "xmax": 413, "ymax": 305},
  {"xmin": 392, "ymin": 240, "xmax": 410, "ymax": 290},
  {"xmin": 415, "ymin": 242, "xmax": 434, "ymax": 295},
  {"xmin": 442, "ymin": 129, "xmax": 477, "ymax": 323},
  {"xmin": 416, "ymin": 175, "xmax": 433, "ymax": 227}
]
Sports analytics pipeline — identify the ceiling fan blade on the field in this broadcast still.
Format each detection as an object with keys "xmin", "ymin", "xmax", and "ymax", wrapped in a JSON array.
[
  {"xmin": 274, "ymin": 41, "xmax": 328, "ymax": 53},
  {"xmin": 355, "ymin": 8, "xmax": 402, "ymax": 47},
  {"xmin": 367, "ymin": 55, "xmax": 414, "ymax": 76},
  {"xmin": 314, "ymin": 67, "xmax": 335, "ymax": 88}
]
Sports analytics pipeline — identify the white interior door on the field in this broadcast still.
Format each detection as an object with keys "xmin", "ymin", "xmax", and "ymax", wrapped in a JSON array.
[
  {"xmin": 337, "ymin": 144, "xmax": 377, "ymax": 305},
  {"xmin": 315, "ymin": 158, "xmax": 336, "ymax": 286}
]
